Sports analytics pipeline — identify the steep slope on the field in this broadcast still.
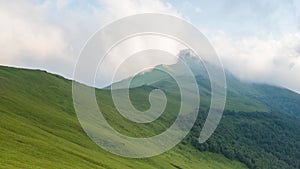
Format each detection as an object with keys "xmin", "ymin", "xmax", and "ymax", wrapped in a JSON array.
[
  {"xmin": 110, "ymin": 51, "xmax": 300, "ymax": 169},
  {"xmin": 0, "ymin": 66, "xmax": 246, "ymax": 169},
  {"xmin": 1, "ymin": 50, "xmax": 300, "ymax": 169},
  {"xmin": 112, "ymin": 51, "xmax": 300, "ymax": 117}
]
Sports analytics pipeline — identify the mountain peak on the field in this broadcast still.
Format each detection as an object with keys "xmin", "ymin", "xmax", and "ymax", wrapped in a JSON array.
[{"xmin": 178, "ymin": 49, "xmax": 201, "ymax": 63}]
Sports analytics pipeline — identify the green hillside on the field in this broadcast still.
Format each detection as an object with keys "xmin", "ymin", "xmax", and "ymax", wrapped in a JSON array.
[
  {"xmin": 109, "ymin": 52, "xmax": 300, "ymax": 169},
  {"xmin": 0, "ymin": 66, "xmax": 246, "ymax": 169},
  {"xmin": 1, "ymin": 51, "xmax": 300, "ymax": 169},
  {"xmin": 112, "ymin": 66, "xmax": 270, "ymax": 114},
  {"xmin": 113, "ymin": 52, "xmax": 300, "ymax": 118}
]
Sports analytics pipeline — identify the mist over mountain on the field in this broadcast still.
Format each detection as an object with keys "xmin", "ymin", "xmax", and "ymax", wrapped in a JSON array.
[
  {"xmin": 0, "ymin": 50, "xmax": 299, "ymax": 168},
  {"xmin": 108, "ymin": 50, "xmax": 300, "ymax": 168},
  {"xmin": 112, "ymin": 50, "xmax": 300, "ymax": 118}
]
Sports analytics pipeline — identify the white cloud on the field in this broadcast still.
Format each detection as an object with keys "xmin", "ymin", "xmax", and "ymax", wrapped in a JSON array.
[
  {"xmin": 204, "ymin": 30, "xmax": 300, "ymax": 92},
  {"xmin": 95, "ymin": 35, "xmax": 185, "ymax": 86},
  {"xmin": 0, "ymin": 1, "xmax": 70, "ymax": 65},
  {"xmin": 98, "ymin": 0, "xmax": 178, "ymax": 18},
  {"xmin": 0, "ymin": 0, "xmax": 179, "ymax": 78},
  {"xmin": 0, "ymin": 0, "xmax": 299, "ymax": 93}
]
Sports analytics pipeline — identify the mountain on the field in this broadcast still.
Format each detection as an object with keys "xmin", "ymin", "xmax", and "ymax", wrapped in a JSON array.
[
  {"xmin": 112, "ymin": 50, "xmax": 300, "ymax": 117},
  {"xmin": 0, "ymin": 49, "xmax": 299, "ymax": 169},
  {"xmin": 110, "ymin": 50, "xmax": 300, "ymax": 169},
  {"xmin": 0, "ymin": 66, "xmax": 246, "ymax": 169}
]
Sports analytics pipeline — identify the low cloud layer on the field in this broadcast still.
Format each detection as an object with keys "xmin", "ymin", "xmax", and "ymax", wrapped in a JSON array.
[
  {"xmin": 205, "ymin": 30, "xmax": 300, "ymax": 92},
  {"xmin": 0, "ymin": 0, "xmax": 299, "ymax": 92}
]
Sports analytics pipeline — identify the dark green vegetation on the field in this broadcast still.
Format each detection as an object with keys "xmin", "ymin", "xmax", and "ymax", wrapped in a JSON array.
[
  {"xmin": 0, "ymin": 51, "xmax": 299, "ymax": 168},
  {"xmin": 189, "ymin": 111, "xmax": 300, "ymax": 169}
]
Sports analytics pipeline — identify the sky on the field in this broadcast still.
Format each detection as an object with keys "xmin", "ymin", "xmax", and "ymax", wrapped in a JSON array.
[{"xmin": 0, "ymin": 0, "xmax": 300, "ymax": 92}]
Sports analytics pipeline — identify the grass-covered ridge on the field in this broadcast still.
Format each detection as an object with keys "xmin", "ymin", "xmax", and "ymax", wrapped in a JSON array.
[
  {"xmin": 1, "ymin": 62, "xmax": 300, "ymax": 169},
  {"xmin": 0, "ymin": 66, "xmax": 246, "ymax": 169}
]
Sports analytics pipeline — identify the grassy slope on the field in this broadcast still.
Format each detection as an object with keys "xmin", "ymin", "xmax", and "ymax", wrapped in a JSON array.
[
  {"xmin": 112, "ymin": 67, "xmax": 270, "ymax": 113},
  {"xmin": 0, "ymin": 66, "xmax": 246, "ymax": 169},
  {"xmin": 110, "ymin": 63, "xmax": 300, "ymax": 168}
]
